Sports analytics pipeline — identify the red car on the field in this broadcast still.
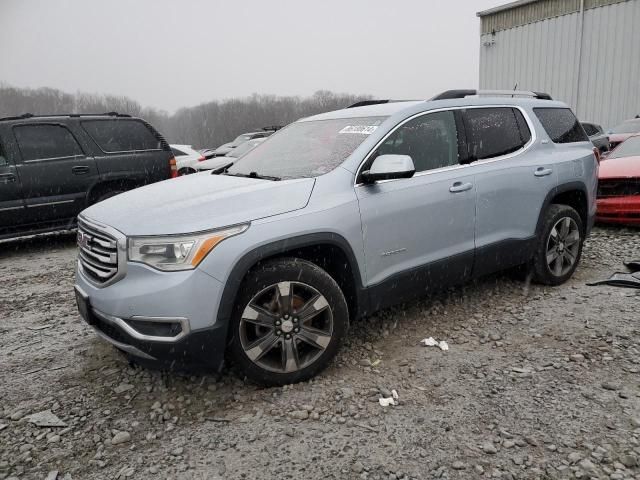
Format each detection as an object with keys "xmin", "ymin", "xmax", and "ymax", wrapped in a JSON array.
[
  {"xmin": 597, "ymin": 134, "xmax": 640, "ymax": 226},
  {"xmin": 607, "ymin": 118, "xmax": 640, "ymax": 150}
]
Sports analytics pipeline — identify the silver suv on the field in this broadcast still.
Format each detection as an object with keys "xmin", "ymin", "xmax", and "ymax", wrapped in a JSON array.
[{"xmin": 74, "ymin": 91, "xmax": 598, "ymax": 386}]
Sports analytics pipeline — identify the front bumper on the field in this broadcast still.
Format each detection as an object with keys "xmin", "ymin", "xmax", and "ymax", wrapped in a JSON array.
[
  {"xmin": 596, "ymin": 196, "xmax": 640, "ymax": 226},
  {"xmin": 75, "ymin": 261, "xmax": 229, "ymax": 370}
]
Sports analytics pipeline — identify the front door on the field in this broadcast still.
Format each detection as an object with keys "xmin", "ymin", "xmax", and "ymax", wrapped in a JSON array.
[
  {"xmin": 12, "ymin": 123, "xmax": 98, "ymax": 225},
  {"xmin": 355, "ymin": 110, "xmax": 476, "ymax": 310}
]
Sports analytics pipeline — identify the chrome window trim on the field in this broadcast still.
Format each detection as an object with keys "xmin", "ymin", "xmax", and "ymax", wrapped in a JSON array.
[
  {"xmin": 354, "ymin": 104, "xmax": 537, "ymax": 186},
  {"xmin": 77, "ymin": 215, "xmax": 127, "ymax": 288}
]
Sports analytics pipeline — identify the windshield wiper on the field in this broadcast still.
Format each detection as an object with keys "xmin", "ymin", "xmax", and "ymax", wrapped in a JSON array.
[{"xmin": 223, "ymin": 171, "xmax": 281, "ymax": 181}]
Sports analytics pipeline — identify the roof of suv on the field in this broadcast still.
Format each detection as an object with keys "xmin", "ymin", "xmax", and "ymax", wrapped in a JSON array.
[{"xmin": 302, "ymin": 96, "xmax": 568, "ymax": 122}]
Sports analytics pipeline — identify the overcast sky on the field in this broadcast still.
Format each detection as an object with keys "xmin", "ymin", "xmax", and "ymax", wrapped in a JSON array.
[{"xmin": 1, "ymin": 0, "xmax": 504, "ymax": 113}]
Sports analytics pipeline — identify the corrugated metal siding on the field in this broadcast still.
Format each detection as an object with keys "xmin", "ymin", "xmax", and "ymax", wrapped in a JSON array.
[
  {"xmin": 481, "ymin": 0, "xmax": 580, "ymax": 33},
  {"xmin": 479, "ymin": 0, "xmax": 640, "ymax": 127},
  {"xmin": 585, "ymin": 0, "xmax": 629, "ymax": 9},
  {"xmin": 480, "ymin": 0, "xmax": 630, "ymax": 33}
]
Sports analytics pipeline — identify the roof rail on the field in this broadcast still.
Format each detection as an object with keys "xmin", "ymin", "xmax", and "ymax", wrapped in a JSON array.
[
  {"xmin": 0, "ymin": 112, "xmax": 132, "ymax": 122},
  {"xmin": 347, "ymin": 100, "xmax": 391, "ymax": 108},
  {"xmin": 430, "ymin": 89, "xmax": 552, "ymax": 101},
  {"xmin": 261, "ymin": 125, "xmax": 284, "ymax": 131},
  {"xmin": 346, "ymin": 99, "xmax": 422, "ymax": 109}
]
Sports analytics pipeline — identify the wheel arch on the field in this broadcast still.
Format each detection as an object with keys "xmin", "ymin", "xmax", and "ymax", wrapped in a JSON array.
[
  {"xmin": 86, "ymin": 176, "xmax": 144, "ymax": 206},
  {"xmin": 216, "ymin": 233, "xmax": 368, "ymax": 328},
  {"xmin": 536, "ymin": 181, "xmax": 589, "ymax": 236}
]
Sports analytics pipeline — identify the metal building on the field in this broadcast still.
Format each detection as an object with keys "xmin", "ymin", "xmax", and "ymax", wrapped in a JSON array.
[{"xmin": 477, "ymin": 0, "xmax": 640, "ymax": 128}]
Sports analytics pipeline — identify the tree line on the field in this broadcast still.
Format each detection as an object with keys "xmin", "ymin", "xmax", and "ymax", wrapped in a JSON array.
[{"xmin": 0, "ymin": 84, "xmax": 371, "ymax": 149}]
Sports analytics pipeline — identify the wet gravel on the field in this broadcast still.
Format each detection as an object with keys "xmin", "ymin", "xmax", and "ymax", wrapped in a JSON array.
[{"xmin": 1, "ymin": 226, "xmax": 639, "ymax": 480}]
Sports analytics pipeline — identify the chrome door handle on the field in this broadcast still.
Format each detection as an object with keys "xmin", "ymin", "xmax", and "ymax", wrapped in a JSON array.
[
  {"xmin": 0, "ymin": 173, "xmax": 16, "ymax": 183},
  {"xmin": 534, "ymin": 167, "xmax": 553, "ymax": 177},
  {"xmin": 449, "ymin": 181, "xmax": 473, "ymax": 193}
]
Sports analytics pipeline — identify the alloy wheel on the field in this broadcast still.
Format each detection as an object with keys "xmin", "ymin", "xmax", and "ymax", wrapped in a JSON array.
[
  {"xmin": 546, "ymin": 217, "xmax": 581, "ymax": 277},
  {"xmin": 238, "ymin": 281, "xmax": 333, "ymax": 374}
]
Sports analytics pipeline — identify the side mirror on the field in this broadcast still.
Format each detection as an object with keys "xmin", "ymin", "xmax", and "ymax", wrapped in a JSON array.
[{"xmin": 361, "ymin": 154, "xmax": 415, "ymax": 184}]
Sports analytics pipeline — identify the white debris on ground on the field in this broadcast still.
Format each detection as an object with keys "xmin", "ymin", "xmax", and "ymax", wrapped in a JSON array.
[{"xmin": 420, "ymin": 337, "xmax": 449, "ymax": 351}]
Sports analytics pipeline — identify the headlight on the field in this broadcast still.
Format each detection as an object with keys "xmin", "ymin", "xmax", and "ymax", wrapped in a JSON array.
[{"xmin": 128, "ymin": 224, "xmax": 249, "ymax": 271}]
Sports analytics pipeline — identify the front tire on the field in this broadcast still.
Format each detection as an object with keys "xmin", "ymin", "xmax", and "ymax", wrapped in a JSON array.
[
  {"xmin": 532, "ymin": 204, "xmax": 584, "ymax": 285},
  {"xmin": 227, "ymin": 258, "xmax": 349, "ymax": 386}
]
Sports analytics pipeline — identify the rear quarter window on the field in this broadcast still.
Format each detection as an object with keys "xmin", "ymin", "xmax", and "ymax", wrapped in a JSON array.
[
  {"xmin": 534, "ymin": 108, "xmax": 588, "ymax": 144},
  {"xmin": 81, "ymin": 119, "xmax": 161, "ymax": 153}
]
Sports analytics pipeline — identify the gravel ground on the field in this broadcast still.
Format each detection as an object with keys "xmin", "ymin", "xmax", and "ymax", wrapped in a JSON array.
[{"xmin": 1, "ymin": 226, "xmax": 639, "ymax": 480}]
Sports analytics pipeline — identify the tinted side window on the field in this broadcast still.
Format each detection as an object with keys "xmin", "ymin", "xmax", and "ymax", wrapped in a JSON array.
[
  {"xmin": 172, "ymin": 148, "xmax": 187, "ymax": 156},
  {"xmin": 534, "ymin": 108, "xmax": 588, "ymax": 143},
  {"xmin": 372, "ymin": 110, "xmax": 459, "ymax": 173},
  {"xmin": 0, "ymin": 142, "xmax": 7, "ymax": 166},
  {"xmin": 81, "ymin": 119, "xmax": 161, "ymax": 152},
  {"xmin": 582, "ymin": 123, "xmax": 597, "ymax": 136},
  {"xmin": 464, "ymin": 108, "xmax": 530, "ymax": 161},
  {"xmin": 14, "ymin": 124, "xmax": 83, "ymax": 161}
]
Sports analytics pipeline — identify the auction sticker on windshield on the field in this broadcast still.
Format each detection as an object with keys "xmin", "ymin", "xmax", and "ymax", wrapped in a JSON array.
[{"xmin": 339, "ymin": 125, "xmax": 379, "ymax": 135}]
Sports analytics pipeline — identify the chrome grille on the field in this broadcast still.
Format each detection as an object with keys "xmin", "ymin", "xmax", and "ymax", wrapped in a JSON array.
[{"xmin": 77, "ymin": 219, "xmax": 119, "ymax": 284}]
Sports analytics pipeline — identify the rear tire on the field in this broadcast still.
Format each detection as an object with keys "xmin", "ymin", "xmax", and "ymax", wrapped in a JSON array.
[
  {"xmin": 227, "ymin": 258, "xmax": 349, "ymax": 386},
  {"xmin": 532, "ymin": 204, "xmax": 584, "ymax": 285}
]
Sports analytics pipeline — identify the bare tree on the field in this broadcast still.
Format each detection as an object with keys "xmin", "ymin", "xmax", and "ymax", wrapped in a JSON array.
[{"xmin": 0, "ymin": 85, "xmax": 371, "ymax": 148}]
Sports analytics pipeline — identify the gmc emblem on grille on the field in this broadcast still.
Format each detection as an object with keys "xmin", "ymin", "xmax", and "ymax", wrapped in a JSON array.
[{"xmin": 77, "ymin": 231, "xmax": 92, "ymax": 250}]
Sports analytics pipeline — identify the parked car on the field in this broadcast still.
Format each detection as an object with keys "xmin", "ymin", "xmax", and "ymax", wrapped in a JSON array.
[
  {"xmin": 74, "ymin": 91, "xmax": 597, "ymax": 386},
  {"xmin": 171, "ymin": 144, "xmax": 205, "ymax": 175},
  {"xmin": 0, "ymin": 112, "xmax": 174, "ymax": 241},
  {"xmin": 596, "ymin": 134, "xmax": 640, "ymax": 226},
  {"xmin": 581, "ymin": 122, "xmax": 609, "ymax": 153},
  {"xmin": 607, "ymin": 118, "xmax": 640, "ymax": 150},
  {"xmin": 211, "ymin": 129, "xmax": 277, "ymax": 157},
  {"xmin": 196, "ymin": 138, "xmax": 265, "ymax": 172}
]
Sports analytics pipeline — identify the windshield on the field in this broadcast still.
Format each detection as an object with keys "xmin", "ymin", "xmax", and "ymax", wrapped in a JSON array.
[
  {"xmin": 227, "ymin": 116, "xmax": 387, "ymax": 179},
  {"xmin": 227, "ymin": 139, "xmax": 261, "ymax": 158},
  {"xmin": 610, "ymin": 119, "xmax": 640, "ymax": 134},
  {"xmin": 609, "ymin": 136, "xmax": 640, "ymax": 159}
]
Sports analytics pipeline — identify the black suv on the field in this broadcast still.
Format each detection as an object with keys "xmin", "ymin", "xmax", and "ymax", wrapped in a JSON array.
[{"xmin": 0, "ymin": 113, "xmax": 174, "ymax": 240}]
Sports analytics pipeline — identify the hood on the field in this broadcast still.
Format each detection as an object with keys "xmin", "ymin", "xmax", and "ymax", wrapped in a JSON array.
[
  {"xmin": 197, "ymin": 157, "xmax": 235, "ymax": 171},
  {"xmin": 599, "ymin": 155, "xmax": 640, "ymax": 179},
  {"xmin": 82, "ymin": 173, "xmax": 315, "ymax": 236},
  {"xmin": 609, "ymin": 133, "xmax": 634, "ymax": 144}
]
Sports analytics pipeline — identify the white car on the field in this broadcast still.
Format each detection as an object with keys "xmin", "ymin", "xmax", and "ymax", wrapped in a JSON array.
[
  {"xmin": 196, "ymin": 138, "xmax": 265, "ymax": 172},
  {"xmin": 171, "ymin": 144, "xmax": 205, "ymax": 175}
]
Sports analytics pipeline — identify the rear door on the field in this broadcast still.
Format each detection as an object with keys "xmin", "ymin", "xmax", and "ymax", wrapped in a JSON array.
[
  {"xmin": 80, "ymin": 118, "xmax": 171, "ymax": 184},
  {"xmin": 0, "ymin": 133, "xmax": 26, "ymax": 230},
  {"xmin": 13, "ymin": 122, "xmax": 99, "ymax": 224},
  {"xmin": 461, "ymin": 106, "xmax": 556, "ymax": 276}
]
